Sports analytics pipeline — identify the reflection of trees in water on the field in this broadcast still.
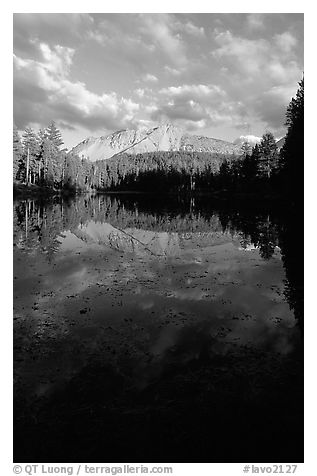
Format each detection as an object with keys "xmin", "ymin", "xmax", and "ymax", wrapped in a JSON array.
[
  {"xmin": 13, "ymin": 194, "xmax": 302, "ymax": 325},
  {"xmin": 278, "ymin": 210, "xmax": 303, "ymax": 332},
  {"xmin": 215, "ymin": 207, "xmax": 280, "ymax": 260}
]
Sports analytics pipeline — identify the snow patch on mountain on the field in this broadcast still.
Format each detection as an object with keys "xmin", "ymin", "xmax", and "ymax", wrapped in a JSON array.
[{"xmin": 70, "ymin": 123, "xmax": 242, "ymax": 162}]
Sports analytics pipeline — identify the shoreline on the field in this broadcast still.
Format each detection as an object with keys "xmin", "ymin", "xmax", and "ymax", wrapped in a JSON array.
[{"xmin": 13, "ymin": 184, "xmax": 297, "ymax": 210}]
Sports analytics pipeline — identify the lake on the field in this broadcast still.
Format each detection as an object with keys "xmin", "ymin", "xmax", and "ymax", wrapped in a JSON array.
[{"xmin": 13, "ymin": 194, "xmax": 303, "ymax": 463}]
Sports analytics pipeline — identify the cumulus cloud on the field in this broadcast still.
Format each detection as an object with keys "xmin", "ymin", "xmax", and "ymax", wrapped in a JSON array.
[
  {"xmin": 164, "ymin": 65, "xmax": 182, "ymax": 76},
  {"xmin": 274, "ymin": 32, "xmax": 297, "ymax": 53},
  {"xmin": 134, "ymin": 88, "xmax": 145, "ymax": 97},
  {"xmin": 159, "ymin": 83, "xmax": 226, "ymax": 100},
  {"xmin": 153, "ymin": 100, "xmax": 206, "ymax": 123},
  {"xmin": 177, "ymin": 21, "xmax": 205, "ymax": 37},
  {"xmin": 213, "ymin": 29, "xmax": 301, "ymax": 84},
  {"xmin": 233, "ymin": 135, "xmax": 261, "ymax": 146},
  {"xmin": 213, "ymin": 30, "xmax": 268, "ymax": 75},
  {"xmin": 13, "ymin": 41, "xmax": 140, "ymax": 131},
  {"xmin": 210, "ymin": 26, "xmax": 302, "ymax": 134},
  {"xmin": 254, "ymin": 85, "xmax": 296, "ymax": 129},
  {"xmin": 150, "ymin": 82, "xmax": 247, "ymax": 130},
  {"xmin": 13, "ymin": 13, "xmax": 303, "ymax": 144},
  {"xmin": 14, "ymin": 13, "xmax": 93, "ymax": 57},
  {"xmin": 143, "ymin": 73, "xmax": 158, "ymax": 83},
  {"xmin": 247, "ymin": 14, "xmax": 265, "ymax": 31},
  {"xmin": 139, "ymin": 14, "xmax": 188, "ymax": 67}
]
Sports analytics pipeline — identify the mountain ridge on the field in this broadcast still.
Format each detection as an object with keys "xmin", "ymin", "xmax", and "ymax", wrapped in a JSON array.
[{"xmin": 70, "ymin": 123, "xmax": 243, "ymax": 162}]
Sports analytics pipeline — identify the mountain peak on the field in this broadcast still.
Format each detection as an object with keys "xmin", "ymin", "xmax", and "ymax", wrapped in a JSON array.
[{"xmin": 70, "ymin": 123, "xmax": 242, "ymax": 162}]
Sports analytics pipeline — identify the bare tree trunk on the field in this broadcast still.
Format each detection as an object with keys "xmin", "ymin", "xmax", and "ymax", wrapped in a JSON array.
[
  {"xmin": 190, "ymin": 174, "xmax": 195, "ymax": 192},
  {"xmin": 45, "ymin": 157, "xmax": 47, "ymax": 182},
  {"xmin": 25, "ymin": 201, "xmax": 28, "ymax": 238},
  {"xmin": 190, "ymin": 196, "xmax": 195, "ymax": 215},
  {"xmin": 26, "ymin": 147, "xmax": 30, "ymax": 186}
]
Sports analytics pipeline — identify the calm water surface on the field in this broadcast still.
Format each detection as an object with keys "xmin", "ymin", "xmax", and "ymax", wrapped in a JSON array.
[{"xmin": 13, "ymin": 194, "xmax": 303, "ymax": 462}]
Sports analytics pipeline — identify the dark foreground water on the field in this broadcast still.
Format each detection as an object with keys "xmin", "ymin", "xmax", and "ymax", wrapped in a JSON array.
[{"xmin": 13, "ymin": 194, "xmax": 303, "ymax": 463}]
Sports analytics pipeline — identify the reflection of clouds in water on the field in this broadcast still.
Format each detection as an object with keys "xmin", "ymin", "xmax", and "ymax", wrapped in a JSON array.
[
  {"xmin": 29, "ymin": 225, "xmax": 297, "ymax": 361},
  {"xmin": 14, "ymin": 197, "xmax": 302, "ymax": 408},
  {"xmin": 165, "ymin": 288, "xmax": 207, "ymax": 301},
  {"xmin": 139, "ymin": 301, "xmax": 154, "ymax": 310},
  {"xmin": 40, "ymin": 265, "xmax": 92, "ymax": 302},
  {"xmin": 148, "ymin": 298, "xmax": 298, "ymax": 364},
  {"xmin": 238, "ymin": 243, "xmax": 258, "ymax": 251},
  {"xmin": 151, "ymin": 325, "xmax": 179, "ymax": 357}
]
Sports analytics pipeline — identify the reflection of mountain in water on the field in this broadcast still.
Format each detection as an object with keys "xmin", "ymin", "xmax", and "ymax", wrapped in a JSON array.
[
  {"xmin": 70, "ymin": 219, "xmax": 239, "ymax": 257},
  {"xmin": 75, "ymin": 222, "xmax": 182, "ymax": 256},
  {"xmin": 13, "ymin": 193, "xmax": 302, "ymax": 328},
  {"xmin": 14, "ymin": 195, "xmax": 242, "ymax": 256}
]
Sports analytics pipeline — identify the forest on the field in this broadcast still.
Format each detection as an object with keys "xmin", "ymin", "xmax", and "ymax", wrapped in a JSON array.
[{"xmin": 13, "ymin": 80, "xmax": 303, "ymax": 205}]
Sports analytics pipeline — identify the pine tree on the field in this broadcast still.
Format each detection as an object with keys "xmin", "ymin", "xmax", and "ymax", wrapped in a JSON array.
[
  {"xmin": 37, "ymin": 128, "xmax": 49, "ymax": 184},
  {"xmin": 241, "ymin": 141, "xmax": 252, "ymax": 158},
  {"xmin": 280, "ymin": 78, "xmax": 304, "ymax": 203},
  {"xmin": 13, "ymin": 126, "xmax": 23, "ymax": 181},
  {"xmin": 218, "ymin": 160, "xmax": 231, "ymax": 189},
  {"xmin": 37, "ymin": 123, "xmax": 64, "ymax": 186},
  {"xmin": 241, "ymin": 147, "xmax": 259, "ymax": 186},
  {"xmin": 22, "ymin": 127, "xmax": 40, "ymax": 184},
  {"xmin": 251, "ymin": 144, "xmax": 261, "ymax": 176},
  {"xmin": 258, "ymin": 132, "xmax": 278, "ymax": 179},
  {"xmin": 46, "ymin": 121, "xmax": 64, "ymax": 149}
]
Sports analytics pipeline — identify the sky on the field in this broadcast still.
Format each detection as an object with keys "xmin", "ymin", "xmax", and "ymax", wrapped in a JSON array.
[{"xmin": 13, "ymin": 13, "xmax": 304, "ymax": 149}]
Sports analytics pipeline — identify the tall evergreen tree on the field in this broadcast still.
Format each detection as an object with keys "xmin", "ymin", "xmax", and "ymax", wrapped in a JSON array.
[
  {"xmin": 241, "ymin": 140, "xmax": 252, "ymax": 158},
  {"xmin": 280, "ymin": 78, "xmax": 304, "ymax": 204},
  {"xmin": 13, "ymin": 126, "xmax": 23, "ymax": 181},
  {"xmin": 22, "ymin": 127, "xmax": 40, "ymax": 184},
  {"xmin": 36, "ymin": 129, "xmax": 48, "ymax": 183},
  {"xmin": 258, "ymin": 132, "xmax": 278, "ymax": 179},
  {"xmin": 46, "ymin": 121, "xmax": 64, "ymax": 149},
  {"xmin": 241, "ymin": 147, "xmax": 259, "ymax": 187}
]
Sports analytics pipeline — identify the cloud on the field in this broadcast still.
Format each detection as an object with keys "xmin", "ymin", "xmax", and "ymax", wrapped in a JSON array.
[
  {"xmin": 151, "ymin": 82, "xmax": 246, "ymax": 130},
  {"xmin": 13, "ymin": 41, "xmax": 140, "ymax": 131},
  {"xmin": 164, "ymin": 65, "xmax": 182, "ymax": 76},
  {"xmin": 152, "ymin": 99, "xmax": 206, "ymax": 123},
  {"xmin": 247, "ymin": 14, "xmax": 265, "ymax": 31},
  {"xmin": 134, "ymin": 88, "xmax": 145, "ymax": 97},
  {"xmin": 254, "ymin": 85, "xmax": 297, "ymax": 129},
  {"xmin": 274, "ymin": 32, "xmax": 297, "ymax": 53},
  {"xmin": 13, "ymin": 13, "xmax": 303, "ymax": 143},
  {"xmin": 139, "ymin": 14, "xmax": 188, "ymax": 67},
  {"xmin": 178, "ymin": 21, "xmax": 205, "ymax": 37},
  {"xmin": 209, "ymin": 26, "xmax": 302, "ymax": 134},
  {"xmin": 212, "ymin": 29, "xmax": 301, "ymax": 84},
  {"xmin": 37, "ymin": 43, "xmax": 75, "ymax": 76},
  {"xmin": 159, "ymin": 83, "xmax": 226, "ymax": 100},
  {"xmin": 143, "ymin": 73, "xmax": 158, "ymax": 83},
  {"xmin": 14, "ymin": 13, "xmax": 93, "ymax": 56},
  {"xmin": 233, "ymin": 135, "xmax": 261, "ymax": 146},
  {"xmin": 213, "ymin": 30, "xmax": 268, "ymax": 75}
]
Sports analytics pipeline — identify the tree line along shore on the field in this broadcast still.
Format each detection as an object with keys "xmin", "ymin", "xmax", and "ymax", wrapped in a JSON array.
[{"xmin": 13, "ymin": 80, "xmax": 303, "ymax": 206}]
